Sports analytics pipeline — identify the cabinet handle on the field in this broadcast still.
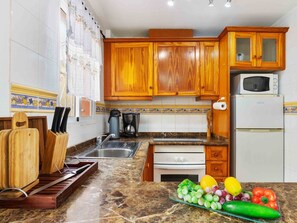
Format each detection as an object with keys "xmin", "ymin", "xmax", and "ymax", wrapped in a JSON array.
[
  {"xmin": 201, "ymin": 86, "xmax": 205, "ymax": 89},
  {"xmin": 214, "ymin": 167, "xmax": 219, "ymax": 171},
  {"xmin": 149, "ymin": 86, "xmax": 153, "ymax": 89},
  {"xmin": 253, "ymin": 55, "xmax": 257, "ymax": 59},
  {"xmin": 213, "ymin": 153, "xmax": 218, "ymax": 157},
  {"xmin": 258, "ymin": 56, "xmax": 262, "ymax": 59}
]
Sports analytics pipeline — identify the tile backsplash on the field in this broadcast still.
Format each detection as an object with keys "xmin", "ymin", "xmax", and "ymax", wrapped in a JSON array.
[{"xmin": 97, "ymin": 96, "xmax": 211, "ymax": 133}]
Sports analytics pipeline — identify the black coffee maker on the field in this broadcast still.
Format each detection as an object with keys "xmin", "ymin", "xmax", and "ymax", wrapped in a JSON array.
[{"xmin": 122, "ymin": 113, "xmax": 140, "ymax": 137}]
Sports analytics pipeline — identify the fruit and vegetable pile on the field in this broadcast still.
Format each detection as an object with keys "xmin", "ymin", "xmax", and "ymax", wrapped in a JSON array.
[{"xmin": 175, "ymin": 175, "xmax": 281, "ymax": 220}]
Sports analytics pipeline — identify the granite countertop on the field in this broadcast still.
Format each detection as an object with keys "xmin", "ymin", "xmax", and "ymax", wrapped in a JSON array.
[{"xmin": 1, "ymin": 138, "xmax": 296, "ymax": 222}]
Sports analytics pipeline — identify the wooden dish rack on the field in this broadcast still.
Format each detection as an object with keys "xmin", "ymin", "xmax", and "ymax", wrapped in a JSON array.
[{"xmin": 0, "ymin": 112, "xmax": 70, "ymax": 197}]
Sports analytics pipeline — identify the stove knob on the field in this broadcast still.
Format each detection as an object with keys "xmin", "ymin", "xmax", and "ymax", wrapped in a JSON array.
[
  {"xmin": 174, "ymin": 157, "xmax": 179, "ymax": 162},
  {"xmin": 180, "ymin": 157, "xmax": 185, "ymax": 162}
]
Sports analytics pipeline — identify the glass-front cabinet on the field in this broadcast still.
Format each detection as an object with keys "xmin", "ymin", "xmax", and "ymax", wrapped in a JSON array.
[{"xmin": 229, "ymin": 31, "xmax": 286, "ymax": 70}]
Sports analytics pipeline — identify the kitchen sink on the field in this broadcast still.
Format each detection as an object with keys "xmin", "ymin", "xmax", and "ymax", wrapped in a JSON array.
[
  {"xmin": 84, "ymin": 148, "xmax": 134, "ymax": 158},
  {"xmin": 80, "ymin": 141, "xmax": 141, "ymax": 158},
  {"xmin": 153, "ymin": 138, "xmax": 207, "ymax": 142}
]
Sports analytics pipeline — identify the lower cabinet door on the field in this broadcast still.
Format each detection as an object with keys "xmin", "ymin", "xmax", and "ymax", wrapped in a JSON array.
[{"xmin": 206, "ymin": 161, "xmax": 228, "ymax": 177}]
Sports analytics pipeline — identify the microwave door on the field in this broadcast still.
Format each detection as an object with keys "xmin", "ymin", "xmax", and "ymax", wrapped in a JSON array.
[
  {"xmin": 243, "ymin": 76, "xmax": 270, "ymax": 92},
  {"xmin": 232, "ymin": 95, "xmax": 283, "ymax": 129}
]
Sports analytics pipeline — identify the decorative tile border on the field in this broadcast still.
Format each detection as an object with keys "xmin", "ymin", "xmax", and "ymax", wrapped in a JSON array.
[
  {"xmin": 284, "ymin": 102, "xmax": 297, "ymax": 114},
  {"xmin": 96, "ymin": 102, "xmax": 295, "ymax": 115},
  {"xmin": 95, "ymin": 102, "xmax": 109, "ymax": 113},
  {"xmin": 11, "ymin": 84, "xmax": 57, "ymax": 112},
  {"xmin": 96, "ymin": 102, "xmax": 211, "ymax": 114}
]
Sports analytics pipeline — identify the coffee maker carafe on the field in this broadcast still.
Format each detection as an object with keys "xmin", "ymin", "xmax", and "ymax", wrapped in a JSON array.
[
  {"xmin": 108, "ymin": 109, "xmax": 121, "ymax": 139},
  {"xmin": 122, "ymin": 113, "xmax": 140, "ymax": 137}
]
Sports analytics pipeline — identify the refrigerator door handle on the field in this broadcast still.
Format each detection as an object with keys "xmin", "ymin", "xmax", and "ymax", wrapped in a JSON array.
[{"xmin": 236, "ymin": 129, "xmax": 283, "ymax": 132}]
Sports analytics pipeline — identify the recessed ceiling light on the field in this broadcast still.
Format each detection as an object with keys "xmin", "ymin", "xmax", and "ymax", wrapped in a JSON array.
[
  {"xmin": 168, "ymin": 0, "xmax": 174, "ymax": 7},
  {"xmin": 225, "ymin": 0, "xmax": 232, "ymax": 8}
]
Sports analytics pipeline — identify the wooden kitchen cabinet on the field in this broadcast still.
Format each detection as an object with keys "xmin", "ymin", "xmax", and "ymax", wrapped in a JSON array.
[
  {"xmin": 104, "ymin": 42, "xmax": 153, "ymax": 100},
  {"xmin": 205, "ymin": 146, "xmax": 229, "ymax": 182},
  {"xmin": 153, "ymin": 42, "xmax": 200, "ymax": 96},
  {"xmin": 228, "ymin": 27, "xmax": 288, "ymax": 70},
  {"xmin": 142, "ymin": 145, "xmax": 154, "ymax": 181},
  {"xmin": 200, "ymin": 42, "xmax": 219, "ymax": 99}
]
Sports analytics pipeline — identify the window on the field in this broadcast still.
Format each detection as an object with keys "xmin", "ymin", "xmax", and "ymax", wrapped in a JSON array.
[{"xmin": 59, "ymin": 0, "xmax": 102, "ymax": 118}]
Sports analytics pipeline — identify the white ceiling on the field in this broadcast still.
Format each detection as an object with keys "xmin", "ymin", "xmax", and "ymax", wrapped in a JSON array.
[{"xmin": 86, "ymin": 0, "xmax": 297, "ymax": 37}]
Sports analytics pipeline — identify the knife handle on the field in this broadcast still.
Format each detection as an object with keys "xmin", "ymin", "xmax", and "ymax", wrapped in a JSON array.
[
  {"xmin": 51, "ymin": 107, "xmax": 61, "ymax": 133},
  {"xmin": 56, "ymin": 107, "xmax": 65, "ymax": 133},
  {"xmin": 60, "ymin": 107, "xmax": 71, "ymax": 133}
]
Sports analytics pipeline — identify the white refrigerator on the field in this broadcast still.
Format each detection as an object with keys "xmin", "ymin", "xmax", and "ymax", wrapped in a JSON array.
[{"xmin": 231, "ymin": 95, "xmax": 284, "ymax": 182}]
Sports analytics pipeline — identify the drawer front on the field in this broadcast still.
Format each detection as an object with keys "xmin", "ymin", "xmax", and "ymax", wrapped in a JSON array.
[
  {"xmin": 206, "ymin": 146, "xmax": 227, "ymax": 161},
  {"xmin": 154, "ymin": 152, "xmax": 205, "ymax": 164},
  {"xmin": 206, "ymin": 161, "xmax": 227, "ymax": 177}
]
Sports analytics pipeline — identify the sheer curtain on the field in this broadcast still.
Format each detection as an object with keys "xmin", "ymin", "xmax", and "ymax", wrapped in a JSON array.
[{"xmin": 66, "ymin": 0, "xmax": 102, "ymax": 101}]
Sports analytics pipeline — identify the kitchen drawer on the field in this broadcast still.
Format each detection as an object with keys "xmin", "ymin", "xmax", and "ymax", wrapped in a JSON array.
[
  {"xmin": 206, "ymin": 146, "xmax": 227, "ymax": 161},
  {"xmin": 206, "ymin": 161, "xmax": 228, "ymax": 177}
]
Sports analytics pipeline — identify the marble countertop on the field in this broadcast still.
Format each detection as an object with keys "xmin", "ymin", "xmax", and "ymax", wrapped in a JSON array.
[{"xmin": 1, "ymin": 140, "xmax": 296, "ymax": 223}]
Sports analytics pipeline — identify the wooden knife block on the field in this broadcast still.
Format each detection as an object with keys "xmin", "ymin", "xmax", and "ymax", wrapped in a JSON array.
[{"xmin": 41, "ymin": 130, "xmax": 69, "ymax": 174}]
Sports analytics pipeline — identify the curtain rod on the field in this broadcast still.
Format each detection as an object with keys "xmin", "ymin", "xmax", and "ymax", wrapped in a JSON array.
[{"xmin": 81, "ymin": 1, "xmax": 105, "ymax": 38}]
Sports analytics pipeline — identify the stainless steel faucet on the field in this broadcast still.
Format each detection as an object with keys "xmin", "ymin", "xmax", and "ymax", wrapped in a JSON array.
[{"xmin": 96, "ymin": 134, "xmax": 115, "ymax": 148}]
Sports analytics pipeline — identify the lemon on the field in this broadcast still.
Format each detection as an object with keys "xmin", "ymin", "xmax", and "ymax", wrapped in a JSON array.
[
  {"xmin": 224, "ymin": 177, "xmax": 242, "ymax": 196},
  {"xmin": 200, "ymin": 175, "xmax": 218, "ymax": 191}
]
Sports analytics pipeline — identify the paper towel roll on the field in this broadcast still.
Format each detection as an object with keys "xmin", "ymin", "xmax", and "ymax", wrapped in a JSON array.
[{"xmin": 213, "ymin": 102, "xmax": 227, "ymax": 110}]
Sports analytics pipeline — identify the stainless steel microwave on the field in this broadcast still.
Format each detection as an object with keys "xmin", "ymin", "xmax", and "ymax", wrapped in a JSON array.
[{"xmin": 232, "ymin": 73, "xmax": 279, "ymax": 95}]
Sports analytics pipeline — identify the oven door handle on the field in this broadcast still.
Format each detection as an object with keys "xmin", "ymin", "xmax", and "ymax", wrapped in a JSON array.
[{"xmin": 154, "ymin": 164, "xmax": 205, "ymax": 170}]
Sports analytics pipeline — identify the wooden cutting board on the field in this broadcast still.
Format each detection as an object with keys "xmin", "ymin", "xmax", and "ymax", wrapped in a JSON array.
[
  {"xmin": 0, "ymin": 129, "xmax": 11, "ymax": 189},
  {"xmin": 8, "ymin": 112, "xmax": 39, "ymax": 188}
]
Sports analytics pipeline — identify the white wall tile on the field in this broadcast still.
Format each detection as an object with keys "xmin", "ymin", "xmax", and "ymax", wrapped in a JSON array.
[
  {"xmin": 175, "ymin": 96, "xmax": 190, "ymax": 105},
  {"xmin": 11, "ymin": 1, "xmax": 39, "ymax": 53},
  {"xmin": 13, "ymin": 0, "xmax": 40, "ymax": 19},
  {"xmin": 188, "ymin": 114, "xmax": 203, "ymax": 132},
  {"xmin": 138, "ymin": 114, "xmax": 150, "ymax": 132},
  {"xmin": 39, "ymin": 24, "xmax": 57, "ymax": 61},
  {"xmin": 146, "ymin": 115, "xmax": 162, "ymax": 132},
  {"xmin": 11, "ymin": 41, "xmax": 39, "ymax": 88},
  {"xmin": 175, "ymin": 115, "xmax": 189, "ymax": 132},
  {"xmin": 161, "ymin": 97, "xmax": 176, "ymax": 105},
  {"xmin": 39, "ymin": 56, "xmax": 59, "ymax": 93},
  {"xmin": 39, "ymin": 0, "xmax": 59, "ymax": 33},
  {"xmin": 161, "ymin": 114, "xmax": 175, "ymax": 132}
]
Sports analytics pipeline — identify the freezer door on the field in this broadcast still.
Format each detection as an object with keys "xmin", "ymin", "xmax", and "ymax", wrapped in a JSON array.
[
  {"xmin": 232, "ymin": 95, "xmax": 283, "ymax": 128},
  {"xmin": 233, "ymin": 129, "xmax": 283, "ymax": 182}
]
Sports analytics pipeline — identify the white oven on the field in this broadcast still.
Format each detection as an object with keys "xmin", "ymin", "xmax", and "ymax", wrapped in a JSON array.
[{"xmin": 153, "ymin": 145, "xmax": 205, "ymax": 182}]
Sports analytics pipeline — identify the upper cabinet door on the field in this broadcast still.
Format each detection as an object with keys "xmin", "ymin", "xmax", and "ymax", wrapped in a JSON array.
[
  {"xmin": 229, "ymin": 32, "xmax": 257, "ymax": 68},
  {"xmin": 200, "ymin": 42, "xmax": 219, "ymax": 97},
  {"xmin": 153, "ymin": 42, "xmax": 200, "ymax": 96},
  {"xmin": 229, "ymin": 31, "xmax": 286, "ymax": 70},
  {"xmin": 256, "ymin": 33, "xmax": 284, "ymax": 69},
  {"xmin": 111, "ymin": 42, "xmax": 153, "ymax": 96}
]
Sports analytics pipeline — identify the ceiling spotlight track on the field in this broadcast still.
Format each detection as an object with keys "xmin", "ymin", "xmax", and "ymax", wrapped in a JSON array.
[
  {"xmin": 208, "ymin": 0, "xmax": 214, "ymax": 7},
  {"xmin": 167, "ymin": 0, "xmax": 174, "ymax": 7},
  {"xmin": 225, "ymin": 0, "xmax": 232, "ymax": 8},
  {"xmin": 208, "ymin": 0, "xmax": 232, "ymax": 8}
]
